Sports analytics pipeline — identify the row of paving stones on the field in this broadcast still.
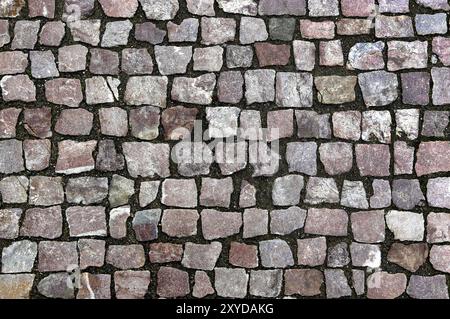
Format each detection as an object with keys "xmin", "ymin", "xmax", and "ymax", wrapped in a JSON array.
[
  {"xmin": 0, "ymin": 173, "xmax": 449, "ymax": 209},
  {"xmin": 2, "ymin": 106, "xmax": 449, "ymax": 142},
  {"xmin": 1, "ymin": 204, "xmax": 450, "ymax": 240},
  {"xmin": 0, "ymin": 0, "xmax": 450, "ymax": 300},
  {"xmin": 2, "ymin": 268, "xmax": 449, "ymax": 299},
  {"xmin": 1, "ymin": 135, "xmax": 450, "ymax": 179},
  {"xmin": 5, "ymin": 0, "xmax": 450, "ymax": 19},
  {"xmin": 4, "ymin": 16, "xmax": 450, "ymax": 49},
  {"xmin": 2, "ymin": 69, "xmax": 450, "ymax": 107}
]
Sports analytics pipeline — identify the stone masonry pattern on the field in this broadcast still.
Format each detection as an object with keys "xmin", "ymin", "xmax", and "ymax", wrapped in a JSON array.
[{"xmin": 0, "ymin": 0, "xmax": 449, "ymax": 300}]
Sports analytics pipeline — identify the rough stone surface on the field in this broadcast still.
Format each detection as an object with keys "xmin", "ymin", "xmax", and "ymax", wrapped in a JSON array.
[
  {"xmin": 407, "ymin": 275, "xmax": 449, "ymax": 299},
  {"xmin": 367, "ymin": 272, "xmax": 407, "ymax": 299},
  {"xmin": 388, "ymin": 243, "xmax": 428, "ymax": 272},
  {"xmin": 0, "ymin": 0, "xmax": 449, "ymax": 300}
]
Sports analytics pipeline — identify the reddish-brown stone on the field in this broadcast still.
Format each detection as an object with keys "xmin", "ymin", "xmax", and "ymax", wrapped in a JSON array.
[
  {"xmin": 284, "ymin": 269, "xmax": 323, "ymax": 297},
  {"xmin": 157, "ymin": 267, "xmax": 190, "ymax": 298},
  {"xmin": 415, "ymin": 141, "xmax": 450, "ymax": 176},
  {"xmin": 255, "ymin": 43, "xmax": 291, "ymax": 67},
  {"xmin": 229, "ymin": 242, "xmax": 258, "ymax": 268},
  {"xmin": 149, "ymin": 243, "xmax": 183, "ymax": 263}
]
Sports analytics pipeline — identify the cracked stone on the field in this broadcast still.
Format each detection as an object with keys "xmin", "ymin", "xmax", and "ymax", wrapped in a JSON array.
[
  {"xmin": 277, "ymin": 72, "xmax": 313, "ymax": 107},
  {"xmin": 55, "ymin": 140, "xmax": 97, "ymax": 174}
]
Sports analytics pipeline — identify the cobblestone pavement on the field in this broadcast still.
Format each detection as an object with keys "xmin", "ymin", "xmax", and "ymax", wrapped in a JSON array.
[{"xmin": 0, "ymin": 0, "xmax": 449, "ymax": 299}]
